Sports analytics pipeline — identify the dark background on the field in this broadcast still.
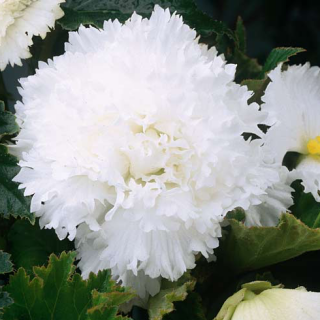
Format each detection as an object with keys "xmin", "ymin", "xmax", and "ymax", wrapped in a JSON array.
[{"xmin": 197, "ymin": 0, "xmax": 320, "ymax": 66}]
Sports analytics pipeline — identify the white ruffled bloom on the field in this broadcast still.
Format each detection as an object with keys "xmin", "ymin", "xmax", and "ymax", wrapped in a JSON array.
[
  {"xmin": 244, "ymin": 148, "xmax": 294, "ymax": 227},
  {"xmin": 262, "ymin": 63, "xmax": 320, "ymax": 201},
  {"xmin": 215, "ymin": 281, "xmax": 320, "ymax": 320},
  {"xmin": 11, "ymin": 6, "xmax": 292, "ymax": 297},
  {"xmin": 0, "ymin": 0, "xmax": 65, "ymax": 71}
]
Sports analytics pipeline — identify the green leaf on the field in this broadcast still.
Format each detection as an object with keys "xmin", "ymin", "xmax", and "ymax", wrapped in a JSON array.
[
  {"xmin": 59, "ymin": 0, "xmax": 235, "ymax": 39},
  {"xmin": 241, "ymin": 78, "xmax": 269, "ymax": 104},
  {"xmin": 3, "ymin": 252, "xmax": 135, "ymax": 320},
  {"xmin": 232, "ymin": 50, "xmax": 262, "ymax": 83},
  {"xmin": 87, "ymin": 289, "xmax": 134, "ymax": 320},
  {"xmin": 217, "ymin": 213, "xmax": 320, "ymax": 274},
  {"xmin": 0, "ymin": 101, "xmax": 29, "ymax": 222},
  {"xmin": 8, "ymin": 219, "xmax": 74, "ymax": 273},
  {"xmin": 0, "ymin": 251, "xmax": 13, "ymax": 275},
  {"xmin": 0, "ymin": 251, "xmax": 14, "ymax": 315},
  {"xmin": 58, "ymin": 7, "xmax": 126, "ymax": 30},
  {"xmin": 0, "ymin": 288, "xmax": 13, "ymax": 310},
  {"xmin": 290, "ymin": 181, "xmax": 320, "ymax": 229},
  {"xmin": 202, "ymin": 20, "xmax": 235, "ymax": 40},
  {"xmin": 235, "ymin": 17, "xmax": 246, "ymax": 53},
  {"xmin": 262, "ymin": 47, "xmax": 306, "ymax": 75},
  {"xmin": 226, "ymin": 208, "xmax": 245, "ymax": 222},
  {"xmin": 0, "ymin": 101, "xmax": 19, "ymax": 139},
  {"xmin": 0, "ymin": 145, "xmax": 33, "ymax": 222},
  {"xmin": 148, "ymin": 274, "xmax": 196, "ymax": 320},
  {"xmin": 163, "ymin": 292, "xmax": 206, "ymax": 320}
]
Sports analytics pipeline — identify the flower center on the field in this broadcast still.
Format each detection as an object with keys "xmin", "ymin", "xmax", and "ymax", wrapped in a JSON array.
[{"xmin": 307, "ymin": 136, "xmax": 320, "ymax": 155}]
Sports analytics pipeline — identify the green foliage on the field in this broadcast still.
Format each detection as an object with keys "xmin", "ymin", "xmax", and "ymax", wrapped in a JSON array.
[
  {"xmin": 241, "ymin": 79, "xmax": 269, "ymax": 104},
  {"xmin": 148, "ymin": 274, "xmax": 196, "ymax": 320},
  {"xmin": 0, "ymin": 101, "xmax": 32, "ymax": 223},
  {"xmin": 87, "ymin": 289, "xmax": 134, "ymax": 320},
  {"xmin": 0, "ymin": 251, "xmax": 14, "ymax": 314},
  {"xmin": 0, "ymin": 102, "xmax": 19, "ymax": 139},
  {"xmin": 232, "ymin": 50, "xmax": 262, "ymax": 83},
  {"xmin": 234, "ymin": 17, "xmax": 246, "ymax": 53},
  {"xmin": 2, "ymin": 252, "xmax": 135, "ymax": 320},
  {"xmin": 163, "ymin": 292, "xmax": 206, "ymax": 320},
  {"xmin": 225, "ymin": 208, "xmax": 245, "ymax": 222},
  {"xmin": 0, "ymin": 145, "xmax": 32, "ymax": 223},
  {"xmin": 58, "ymin": 8, "xmax": 122, "ymax": 30},
  {"xmin": 228, "ymin": 21, "xmax": 262, "ymax": 83},
  {"xmin": 290, "ymin": 181, "xmax": 320, "ymax": 229},
  {"xmin": 59, "ymin": 0, "xmax": 233, "ymax": 38},
  {"xmin": 217, "ymin": 213, "xmax": 320, "ymax": 274},
  {"xmin": 261, "ymin": 47, "xmax": 306, "ymax": 76},
  {"xmin": 0, "ymin": 288, "xmax": 13, "ymax": 310},
  {"xmin": 238, "ymin": 48, "xmax": 305, "ymax": 99},
  {"xmin": 8, "ymin": 219, "xmax": 74, "ymax": 273},
  {"xmin": 236, "ymin": 47, "xmax": 305, "ymax": 83},
  {"xmin": 0, "ymin": 251, "xmax": 13, "ymax": 275}
]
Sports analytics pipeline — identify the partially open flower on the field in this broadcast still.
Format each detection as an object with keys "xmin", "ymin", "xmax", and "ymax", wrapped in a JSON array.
[
  {"xmin": 215, "ymin": 281, "xmax": 320, "ymax": 320},
  {"xmin": 0, "ymin": 0, "xmax": 65, "ymax": 70}
]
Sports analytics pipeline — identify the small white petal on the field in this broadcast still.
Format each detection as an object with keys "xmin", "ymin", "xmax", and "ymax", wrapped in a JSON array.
[{"xmin": 294, "ymin": 156, "xmax": 320, "ymax": 201}]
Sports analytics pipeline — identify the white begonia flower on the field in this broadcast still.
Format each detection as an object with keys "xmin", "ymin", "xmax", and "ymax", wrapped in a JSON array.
[
  {"xmin": 262, "ymin": 63, "xmax": 320, "ymax": 201},
  {"xmin": 215, "ymin": 281, "xmax": 320, "ymax": 320},
  {"xmin": 0, "ymin": 0, "xmax": 65, "ymax": 71},
  {"xmin": 11, "ymin": 6, "xmax": 292, "ymax": 297},
  {"xmin": 244, "ymin": 149, "xmax": 294, "ymax": 227}
]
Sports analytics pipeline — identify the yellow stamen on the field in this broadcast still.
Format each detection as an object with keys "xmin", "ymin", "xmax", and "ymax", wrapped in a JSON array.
[{"xmin": 307, "ymin": 136, "xmax": 320, "ymax": 155}]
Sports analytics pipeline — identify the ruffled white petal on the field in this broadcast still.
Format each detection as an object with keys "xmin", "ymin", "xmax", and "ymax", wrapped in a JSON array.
[
  {"xmin": 245, "ymin": 148, "xmax": 294, "ymax": 227},
  {"xmin": 0, "ymin": 0, "xmax": 65, "ymax": 70},
  {"xmin": 293, "ymin": 156, "xmax": 320, "ymax": 201},
  {"xmin": 76, "ymin": 223, "xmax": 162, "ymax": 299}
]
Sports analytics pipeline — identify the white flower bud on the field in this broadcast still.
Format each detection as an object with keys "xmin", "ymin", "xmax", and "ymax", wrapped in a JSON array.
[{"xmin": 215, "ymin": 281, "xmax": 320, "ymax": 320}]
